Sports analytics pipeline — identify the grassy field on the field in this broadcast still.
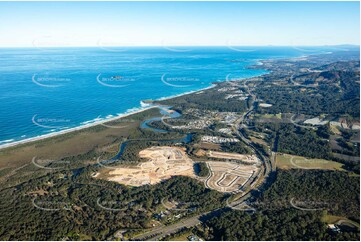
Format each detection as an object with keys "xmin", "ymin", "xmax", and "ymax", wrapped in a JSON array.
[
  {"xmin": 257, "ymin": 113, "xmax": 282, "ymax": 119},
  {"xmin": 322, "ymin": 214, "xmax": 360, "ymax": 229},
  {"xmin": 249, "ymin": 136, "xmax": 268, "ymax": 146},
  {"xmin": 168, "ymin": 231, "xmax": 193, "ymax": 241},
  {"xmin": 276, "ymin": 153, "xmax": 345, "ymax": 170},
  {"xmin": 195, "ymin": 142, "xmax": 221, "ymax": 150},
  {"xmin": 330, "ymin": 123, "xmax": 342, "ymax": 135},
  {"xmin": 0, "ymin": 108, "xmax": 160, "ymax": 178}
]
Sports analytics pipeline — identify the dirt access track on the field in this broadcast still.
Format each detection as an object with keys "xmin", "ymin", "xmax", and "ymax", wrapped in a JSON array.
[
  {"xmin": 99, "ymin": 146, "xmax": 260, "ymax": 193},
  {"xmin": 205, "ymin": 161, "xmax": 259, "ymax": 193},
  {"xmin": 102, "ymin": 146, "xmax": 196, "ymax": 186},
  {"xmin": 207, "ymin": 150, "xmax": 260, "ymax": 164}
]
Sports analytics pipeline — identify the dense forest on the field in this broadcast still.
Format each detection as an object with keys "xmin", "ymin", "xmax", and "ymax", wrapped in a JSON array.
[
  {"xmin": 194, "ymin": 162, "xmax": 209, "ymax": 177},
  {"xmin": 251, "ymin": 121, "xmax": 359, "ymax": 172},
  {"xmin": 277, "ymin": 125, "xmax": 332, "ymax": 159},
  {"xmin": 254, "ymin": 70, "xmax": 360, "ymax": 118},
  {"xmin": 252, "ymin": 123, "xmax": 332, "ymax": 159},
  {"xmin": 158, "ymin": 86, "xmax": 249, "ymax": 112},
  {"xmin": 0, "ymin": 173, "xmax": 225, "ymax": 240},
  {"xmin": 205, "ymin": 170, "xmax": 360, "ymax": 241},
  {"xmin": 206, "ymin": 209, "xmax": 359, "ymax": 241},
  {"xmin": 259, "ymin": 170, "xmax": 359, "ymax": 220},
  {"xmin": 0, "ymin": 53, "xmax": 359, "ymax": 241}
]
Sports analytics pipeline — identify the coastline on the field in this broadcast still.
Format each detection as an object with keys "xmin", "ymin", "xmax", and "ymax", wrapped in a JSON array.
[
  {"xmin": 0, "ymin": 51, "xmax": 312, "ymax": 151},
  {"xmin": 0, "ymin": 106, "xmax": 156, "ymax": 151},
  {"xmin": 0, "ymin": 83, "xmax": 220, "ymax": 151}
]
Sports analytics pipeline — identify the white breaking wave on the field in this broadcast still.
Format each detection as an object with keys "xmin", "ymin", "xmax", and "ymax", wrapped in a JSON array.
[
  {"xmin": 140, "ymin": 101, "xmax": 151, "ymax": 108},
  {"xmin": 0, "ymin": 139, "xmax": 15, "ymax": 144}
]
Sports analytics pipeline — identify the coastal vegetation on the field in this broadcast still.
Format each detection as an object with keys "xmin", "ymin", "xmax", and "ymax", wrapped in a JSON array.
[
  {"xmin": 204, "ymin": 170, "xmax": 360, "ymax": 241},
  {"xmin": 194, "ymin": 162, "xmax": 209, "ymax": 177},
  {"xmin": 254, "ymin": 70, "xmax": 360, "ymax": 118},
  {"xmin": 158, "ymin": 86, "xmax": 249, "ymax": 113},
  {"xmin": 0, "ymin": 173, "xmax": 225, "ymax": 240},
  {"xmin": 252, "ymin": 123, "xmax": 332, "ymax": 159},
  {"xmin": 0, "ymin": 51, "xmax": 359, "ymax": 240}
]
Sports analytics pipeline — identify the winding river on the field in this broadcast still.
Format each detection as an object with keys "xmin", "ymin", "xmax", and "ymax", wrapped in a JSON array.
[{"xmin": 72, "ymin": 105, "xmax": 193, "ymax": 177}]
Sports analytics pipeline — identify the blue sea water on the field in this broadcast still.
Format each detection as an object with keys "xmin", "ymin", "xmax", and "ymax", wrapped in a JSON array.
[{"xmin": 0, "ymin": 46, "xmax": 331, "ymax": 145}]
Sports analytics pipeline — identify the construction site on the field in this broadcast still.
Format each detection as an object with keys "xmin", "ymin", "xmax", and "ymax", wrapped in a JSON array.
[
  {"xmin": 98, "ymin": 146, "xmax": 260, "ymax": 194},
  {"xmin": 204, "ymin": 161, "xmax": 260, "ymax": 193},
  {"xmin": 102, "ymin": 146, "xmax": 196, "ymax": 186}
]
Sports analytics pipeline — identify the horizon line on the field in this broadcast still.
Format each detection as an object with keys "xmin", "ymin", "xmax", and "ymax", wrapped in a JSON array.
[{"xmin": 0, "ymin": 44, "xmax": 359, "ymax": 48}]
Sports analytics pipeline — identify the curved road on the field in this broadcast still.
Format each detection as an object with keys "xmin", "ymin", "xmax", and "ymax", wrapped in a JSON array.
[{"xmin": 130, "ymin": 81, "xmax": 274, "ymax": 240}]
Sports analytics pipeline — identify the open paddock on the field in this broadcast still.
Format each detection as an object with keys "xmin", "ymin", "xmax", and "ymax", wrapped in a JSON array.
[{"xmin": 276, "ymin": 153, "xmax": 345, "ymax": 170}]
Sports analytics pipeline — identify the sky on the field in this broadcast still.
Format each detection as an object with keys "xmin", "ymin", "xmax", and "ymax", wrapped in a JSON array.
[{"xmin": 0, "ymin": 1, "xmax": 359, "ymax": 47}]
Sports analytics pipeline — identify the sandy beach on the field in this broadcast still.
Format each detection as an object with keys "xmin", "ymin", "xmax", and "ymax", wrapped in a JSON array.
[
  {"xmin": 0, "ymin": 83, "xmax": 219, "ymax": 151},
  {"xmin": 0, "ymin": 106, "xmax": 155, "ymax": 151}
]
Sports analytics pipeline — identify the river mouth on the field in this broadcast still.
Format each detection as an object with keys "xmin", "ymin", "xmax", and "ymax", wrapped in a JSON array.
[
  {"xmin": 140, "ymin": 105, "xmax": 181, "ymax": 133},
  {"xmin": 89, "ymin": 105, "xmax": 193, "ymax": 170}
]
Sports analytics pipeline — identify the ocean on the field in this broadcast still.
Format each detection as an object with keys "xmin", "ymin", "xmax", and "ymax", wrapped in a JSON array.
[{"xmin": 0, "ymin": 46, "xmax": 330, "ymax": 146}]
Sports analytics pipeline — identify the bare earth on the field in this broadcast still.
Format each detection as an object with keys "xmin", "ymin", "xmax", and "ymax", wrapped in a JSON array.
[
  {"xmin": 207, "ymin": 151, "xmax": 260, "ymax": 164},
  {"xmin": 100, "ymin": 146, "xmax": 260, "ymax": 194},
  {"xmin": 205, "ymin": 161, "xmax": 259, "ymax": 193},
  {"xmin": 259, "ymin": 103, "xmax": 273, "ymax": 108},
  {"xmin": 103, "ymin": 146, "xmax": 196, "ymax": 186}
]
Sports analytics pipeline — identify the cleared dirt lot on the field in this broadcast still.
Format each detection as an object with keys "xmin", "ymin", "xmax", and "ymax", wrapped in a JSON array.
[
  {"xmin": 206, "ymin": 151, "xmax": 259, "ymax": 164},
  {"xmin": 102, "ymin": 146, "xmax": 196, "ymax": 186},
  {"xmin": 99, "ymin": 147, "xmax": 259, "ymax": 194},
  {"xmin": 205, "ymin": 161, "xmax": 259, "ymax": 193}
]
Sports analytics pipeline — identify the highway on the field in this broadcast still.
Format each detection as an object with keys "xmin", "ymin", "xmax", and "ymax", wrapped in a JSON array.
[
  {"xmin": 131, "ymin": 209, "xmax": 225, "ymax": 241},
  {"xmin": 131, "ymin": 80, "xmax": 274, "ymax": 241},
  {"xmin": 230, "ymin": 83, "xmax": 275, "ymax": 195},
  {"xmin": 290, "ymin": 114, "xmax": 317, "ymax": 130}
]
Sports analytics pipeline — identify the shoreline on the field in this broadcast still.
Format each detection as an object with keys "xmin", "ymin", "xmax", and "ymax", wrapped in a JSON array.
[
  {"xmin": 0, "ymin": 83, "xmax": 221, "ymax": 151},
  {"xmin": 0, "ymin": 51, "xmax": 314, "ymax": 151},
  {"xmin": 0, "ymin": 106, "xmax": 156, "ymax": 151}
]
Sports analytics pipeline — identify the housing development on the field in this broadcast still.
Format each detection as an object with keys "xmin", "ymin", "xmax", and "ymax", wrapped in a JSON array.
[
  {"xmin": 0, "ymin": 1, "xmax": 360, "ymax": 241},
  {"xmin": 0, "ymin": 49, "xmax": 359, "ymax": 241}
]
